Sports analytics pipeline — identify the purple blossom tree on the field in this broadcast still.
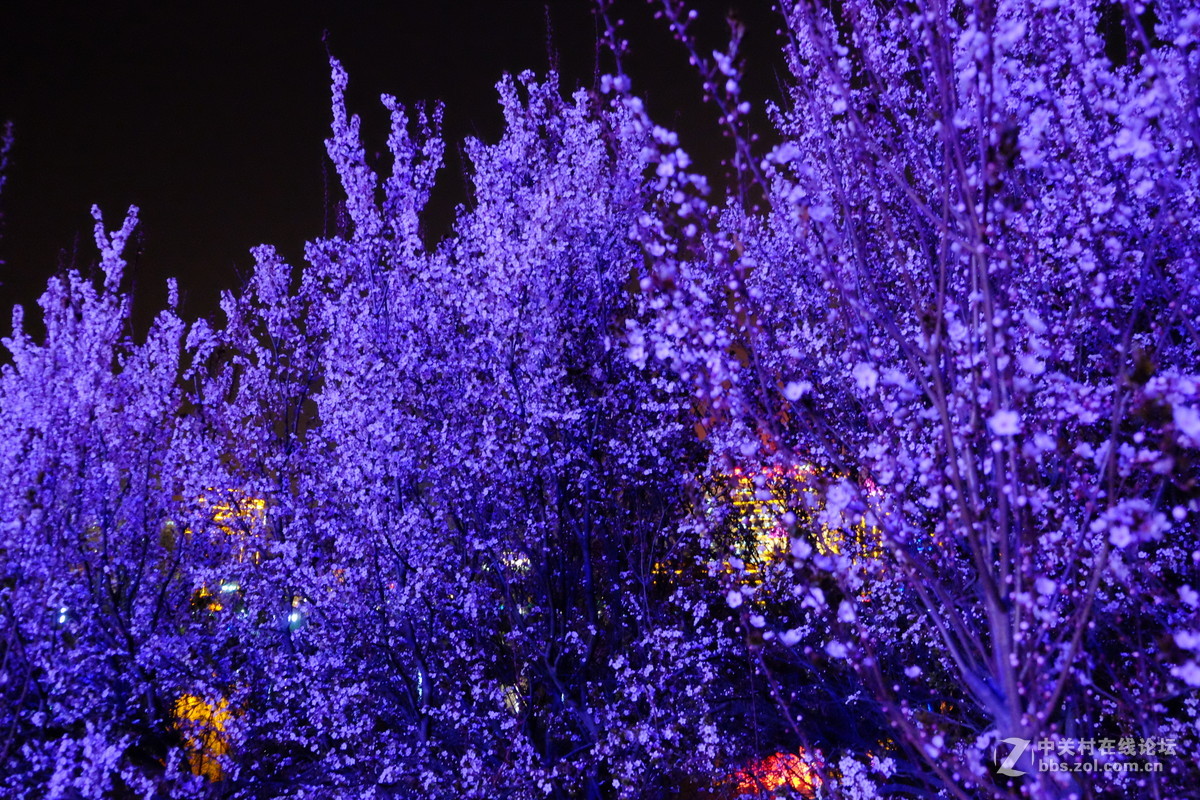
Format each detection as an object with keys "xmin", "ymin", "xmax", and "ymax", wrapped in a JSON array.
[
  {"xmin": 0, "ymin": 205, "xmax": 205, "ymax": 796},
  {"xmin": 621, "ymin": 0, "xmax": 1200, "ymax": 796},
  {"xmin": 1, "ymin": 56, "xmax": 782, "ymax": 798},
  {"xmin": 3, "ymin": 1, "xmax": 1200, "ymax": 797},
  {"xmin": 188, "ymin": 60, "xmax": 745, "ymax": 798}
]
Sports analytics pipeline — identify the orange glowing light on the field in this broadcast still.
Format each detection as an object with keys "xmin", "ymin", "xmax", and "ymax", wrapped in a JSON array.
[
  {"xmin": 195, "ymin": 491, "xmax": 267, "ymax": 562},
  {"xmin": 174, "ymin": 694, "xmax": 231, "ymax": 781},
  {"xmin": 732, "ymin": 750, "xmax": 819, "ymax": 796}
]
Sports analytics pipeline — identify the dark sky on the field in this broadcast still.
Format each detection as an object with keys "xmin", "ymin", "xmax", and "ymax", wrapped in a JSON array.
[{"xmin": 0, "ymin": 1, "xmax": 784, "ymax": 331}]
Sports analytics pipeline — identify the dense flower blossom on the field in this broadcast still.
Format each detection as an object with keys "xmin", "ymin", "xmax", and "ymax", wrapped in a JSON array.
[
  {"xmin": 2, "ymin": 1, "xmax": 1199, "ymax": 798},
  {"xmin": 619, "ymin": 0, "xmax": 1200, "ymax": 796}
]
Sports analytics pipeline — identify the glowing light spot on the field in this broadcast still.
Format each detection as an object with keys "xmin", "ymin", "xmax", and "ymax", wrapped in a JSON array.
[
  {"xmin": 730, "ymin": 750, "xmax": 819, "ymax": 796},
  {"xmin": 174, "ymin": 694, "xmax": 231, "ymax": 781}
]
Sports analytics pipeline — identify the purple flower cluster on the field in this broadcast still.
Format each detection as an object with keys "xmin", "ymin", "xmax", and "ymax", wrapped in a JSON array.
[{"xmin": 2, "ymin": 2, "xmax": 1199, "ymax": 797}]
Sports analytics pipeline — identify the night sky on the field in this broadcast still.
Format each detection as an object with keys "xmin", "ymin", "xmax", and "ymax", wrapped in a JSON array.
[{"xmin": 0, "ymin": 1, "xmax": 784, "ymax": 331}]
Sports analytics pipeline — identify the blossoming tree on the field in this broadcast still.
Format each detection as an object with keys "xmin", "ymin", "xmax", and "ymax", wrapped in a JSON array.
[
  {"xmin": 622, "ymin": 0, "xmax": 1200, "ymax": 796},
  {"xmin": 3, "ymin": 0, "xmax": 1200, "ymax": 797},
  {"xmin": 0, "ymin": 55, "xmax": 789, "ymax": 799}
]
